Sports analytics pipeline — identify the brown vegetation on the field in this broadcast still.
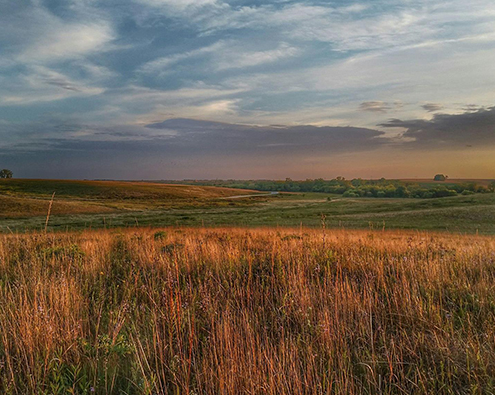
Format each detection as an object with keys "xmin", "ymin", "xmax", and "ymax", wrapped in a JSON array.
[
  {"xmin": 1, "ymin": 227, "xmax": 495, "ymax": 394},
  {"xmin": 0, "ymin": 179, "xmax": 258, "ymax": 218},
  {"xmin": 0, "ymin": 194, "xmax": 115, "ymax": 218},
  {"xmin": 0, "ymin": 179, "xmax": 256, "ymax": 201}
]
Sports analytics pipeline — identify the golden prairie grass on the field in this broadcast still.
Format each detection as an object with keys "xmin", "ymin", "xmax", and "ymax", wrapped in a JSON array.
[
  {"xmin": 0, "ymin": 179, "xmax": 258, "ymax": 218},
  {"xmin": 0, "ymin": 227, "xmax": 495, "ymax": 394},
  {"xmin": 0, "ymin": 179, "xmax": 256, "ymax": 201},
  {"xmin": 0, "ymin": 194, "xmax": 115, "ymax": 218}
]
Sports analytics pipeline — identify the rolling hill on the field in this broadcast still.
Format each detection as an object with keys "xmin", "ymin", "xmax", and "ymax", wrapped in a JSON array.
[{"xmin": 0, "ymin": 179, "xmax": 258, "ymax": 218}]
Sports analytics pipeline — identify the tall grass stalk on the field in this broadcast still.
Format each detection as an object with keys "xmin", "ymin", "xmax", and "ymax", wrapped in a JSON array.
[
  {"xmin": 44, "ymin": 192, "xmax": 55, "ymax": 233},
  {"xmin": 0, "ymin": 227, "xmax": 494, "ymax": 394}
]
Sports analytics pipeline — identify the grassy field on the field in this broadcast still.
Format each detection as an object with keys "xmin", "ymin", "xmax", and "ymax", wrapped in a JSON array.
[
  {"xmin": 1, "ymin": 227, "xmax": 495, "ymax": 394},
  {"xmin": 0, "ymin": 179, "xmax": 258, "ymax": 207},
  {"xmin": 2, "ymin": 180, "xmax": 495, "ymax": 393},
  {"xmin": 1, "ymin": 179, "xmax": 495, "ymax": 234},
  {"xmin": 0, "ymin": 179, "xmax": 258, "ymax": 219}
]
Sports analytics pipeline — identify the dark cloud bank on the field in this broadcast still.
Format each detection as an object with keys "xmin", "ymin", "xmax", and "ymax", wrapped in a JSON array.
[
  {"xmin": 380, "ymin": 106, "xmax": 495, "ymax": 147},
  {"xmin": 2, "ymin": 107, "xmax": 495, "ymax": 178},
  {"xmin": 145, "ymin": 119, "xmax": 385, "ymax": 155}
]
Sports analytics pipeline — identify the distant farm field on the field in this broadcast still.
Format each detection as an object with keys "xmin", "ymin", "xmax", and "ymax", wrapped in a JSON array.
[
  {"xmin": 1, "ymin": 227, "xmax": 495, "ymax": 394},
  {"xmin": 1, "ymin": 179, "xmax": 495, "ymax": 234}
]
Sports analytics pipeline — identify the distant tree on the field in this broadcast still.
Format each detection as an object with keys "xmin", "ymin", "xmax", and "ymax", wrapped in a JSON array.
[
  {"xmin": 434, "ymin": 174, "xmax": 446, "ymax": 181},
  {"xmin": 0, "ymin": 169, "xmax": 13, "ymax": 179},
  {"xmin": 395, "ymin": 185, "xmax": 409, "ymax": 198}
]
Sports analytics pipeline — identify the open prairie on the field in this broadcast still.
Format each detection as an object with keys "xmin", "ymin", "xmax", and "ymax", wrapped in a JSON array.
[
  {"xmin": 1, "ymin": 227, "xmax": 495, "ymax": 394},
  {"xmin": 0, "ymin": 179, "xmax": 258, "ymax": 210},
  {"xmin": 1, "ymin": 179, "xmax": 495, "ymax": 234},
  {"xmin": 0, "ymin": 179, "xmax": 258, "ymax": 219},
  {"xmin": 5, "ymin": 0, "xmax": 495, "ymax": 393}
]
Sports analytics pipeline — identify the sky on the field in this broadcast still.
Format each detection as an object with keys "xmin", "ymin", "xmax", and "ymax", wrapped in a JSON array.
[{"xmin": 1, "ymin": 0, "xmax": 495, "ymax": 180}]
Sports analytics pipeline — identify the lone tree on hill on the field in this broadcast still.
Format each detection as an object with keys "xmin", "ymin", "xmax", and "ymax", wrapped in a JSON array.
[
  {"xmin": 434, "ymin": 174, "xmax": 448, "ymax": 181},
  {"xmin": 0, "ymin": 169, "xmax": 13, "ymax": 179}
]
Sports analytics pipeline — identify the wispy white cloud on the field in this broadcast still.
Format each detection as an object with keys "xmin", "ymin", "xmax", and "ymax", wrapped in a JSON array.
[
  {"xmin": 139, "ymin": 40, "xmax": 299, "ymax": 77},
  {"xmin": 102, "ymin": 83, "xmax": 246, "ymax": 124},
  {"xmin": 135, "ymin": 0, "xmax": 219, "ymax": 11},
  {"xmin": 184, "ymin": 0, "xmax": 495, "ymax": 53},
  {"xmin": 220, "ymin": 33, "xmax": 495, "ymax": 123},
  {"xmin": 216, "ymin": 43, "xmax": 299, "ymax": 70},
  {"xmin": 0, "ymin": 2, "xmax": 115, "ymax": 105},
  {"xmin": 138, "ymin": 41, "xmax": 226, "ymax": 75},
  {"xmin": 359, "ymin": 102, "xmax": 391, "ymax": 113},
  {"xmin": 0, "ymin": 66, "xmax": 105, "ymax": 105},
  {"xmin": 1, "ymin": 3, "xmax": 115, "ymax": 65},
  {"xmin": 115, "ymin": 83, "xmax": 244, "ymax": 104},
  {"xmin": 18, "ymin": 22, "xmax": 114, "ymax": 64}
]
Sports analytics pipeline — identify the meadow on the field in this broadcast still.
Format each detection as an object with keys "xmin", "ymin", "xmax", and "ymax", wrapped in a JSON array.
[
  {"xmin": 1, "ymin": 227, "xmax": 495, "ymax": 394},
  {"xmin": 0, "ymin": 179, "xmax": 257, "ymax": 214},
  {"xmin": 1, "ymin": 179, "xmax": 495, "ymax": 234}
]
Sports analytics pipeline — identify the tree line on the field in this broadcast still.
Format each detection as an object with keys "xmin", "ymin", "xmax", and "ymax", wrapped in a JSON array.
[{"xmin": 177, "ymin": 178, "xmax": 495, "ymax": 199}]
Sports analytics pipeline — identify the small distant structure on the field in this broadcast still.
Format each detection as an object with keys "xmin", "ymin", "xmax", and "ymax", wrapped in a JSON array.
[{"xmin": 434, "ymin": 174, "xmax": 448, "ymax": 181}]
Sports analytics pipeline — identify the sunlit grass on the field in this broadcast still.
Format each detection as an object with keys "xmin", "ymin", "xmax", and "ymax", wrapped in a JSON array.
[
  {"xmin": 1, "ymin": 227, "xmax": 495, "ymax": 393},
  {"xmin": 0, "ymin": 179, "xmax": 258, "ymax": 219}
]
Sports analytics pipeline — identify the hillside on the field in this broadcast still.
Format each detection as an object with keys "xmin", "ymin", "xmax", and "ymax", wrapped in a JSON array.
[
  {"xmin": 0, "ymin": 179, "xmax": 257, "ymax": 201},
  {"xmin": 0, "ymin": 179, "xmax": 258, "ymax": 218},
  {"xmin": 0, "ymin": 194, "xmax": 115, "ymax": 218},
  {"xmin": 2, "ymin": 179, "xmax": 495, "ymax": 234}
]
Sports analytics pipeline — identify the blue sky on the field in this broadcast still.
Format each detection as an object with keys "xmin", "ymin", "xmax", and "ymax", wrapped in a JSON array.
[{"xmin": 1, "ymin": 0, "xmax": 495, "ymax": 179}]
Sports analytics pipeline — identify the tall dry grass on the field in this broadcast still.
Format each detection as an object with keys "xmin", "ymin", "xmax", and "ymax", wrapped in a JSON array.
[{"xmin": 0, "ymin": 227, "xmax": 495, "ymax": 394}]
